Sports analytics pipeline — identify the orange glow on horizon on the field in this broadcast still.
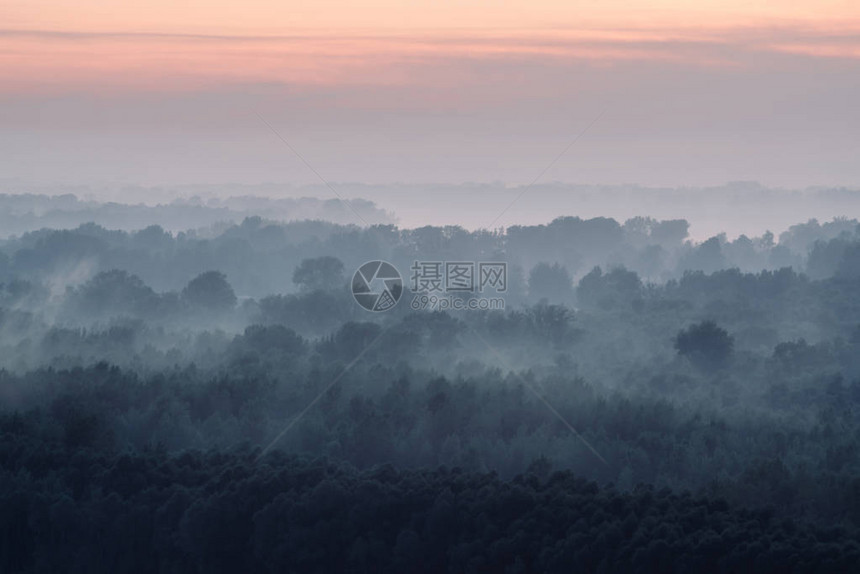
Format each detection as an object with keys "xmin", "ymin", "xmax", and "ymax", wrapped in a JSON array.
[
  {"xmin": 6, "ymin": 1, "xmax": 860, "ymax": 35},
  {"xmin": 2, "ymin": 1, "xmax": 859, "ymax": 95}
]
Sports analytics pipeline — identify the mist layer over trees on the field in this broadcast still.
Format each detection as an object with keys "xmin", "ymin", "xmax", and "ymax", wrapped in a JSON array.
[
  {"xmin": 0, "ymin": 191, "xmax": 392, "ymax": 236},
  {"xmin": 3, "ymin": 203, "xmax": 860, "ymax": 571}
]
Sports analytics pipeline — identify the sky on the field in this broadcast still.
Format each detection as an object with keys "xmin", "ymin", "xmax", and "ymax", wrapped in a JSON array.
[{"xmin": 2, "ymin": 1, "xmax": 859, "ymax": 200}]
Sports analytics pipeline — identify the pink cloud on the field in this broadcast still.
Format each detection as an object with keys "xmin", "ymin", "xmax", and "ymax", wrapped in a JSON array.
[{"xmin": 3, "ymin": 26, "xmax": 858, "ymax": 96}]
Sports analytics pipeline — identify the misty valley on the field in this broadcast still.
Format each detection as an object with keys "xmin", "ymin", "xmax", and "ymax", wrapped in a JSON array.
[
  {"xmin": 7, "ymin": 0, "xmax": 860, "ymax": 568},
  {"xmin": 2, "ymin": 200, "xmax": 860, "ymax": 572}
]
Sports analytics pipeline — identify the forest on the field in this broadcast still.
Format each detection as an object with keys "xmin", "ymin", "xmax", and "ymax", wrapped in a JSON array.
[{"xmin": 2, "ymin": 207, "xmax": 860, "ymax": 571}]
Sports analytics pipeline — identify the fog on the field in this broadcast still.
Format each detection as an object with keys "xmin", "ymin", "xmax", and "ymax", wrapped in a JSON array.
[
  {"xmin": 3, "ymin": 184, "xmax": 860, "ymax": 570},
  {"xmin": 4, "ymin": 1, "xmax": 860, "ymax": 568},
  {"xmin": 4, "ymin": 180, "xmax": 860, "ymax": 241}
]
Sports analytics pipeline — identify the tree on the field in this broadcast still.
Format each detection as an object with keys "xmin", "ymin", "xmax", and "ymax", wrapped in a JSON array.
[
  {"xmin": 679, "ymin": 236, "xmax": 726, "ymax": 274},
  {"xmin": 577, "ymin": 266, "xmax": 643, "ymax": 310},
  {"xmin": 650, "ymin": 219, "xmax": 689, "ymax": 245},
  {"xmin": 674, "ymin": 320, "xmax": 733, "ymax": 369},
  {"xmin": 292, "ymin": 256, "xmax": 345, "ymax": 292},
  {"xmin": 182, "ymin": 271, "xmax": 237, "ymax": 311},
  {"xmin": 528, "ymin": 262, "xmax": 573, "ymax": 303},
  {"xmin": 69, "ymin": 269, "xmax": 159, "ymax": 319}
]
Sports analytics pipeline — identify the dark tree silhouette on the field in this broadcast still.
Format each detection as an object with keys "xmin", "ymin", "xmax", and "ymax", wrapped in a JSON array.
[
  {"xmin": 293, "ymin": 256, "xmax": 345, "ymax": 292},
  {"xmin": 528, "ymin": 262, "xmax": 573, "ymax": 303},
  {"xmin": 675, "ymin": 320, "xmax": 734, "ymax": 369},
  {"xmin": 182, "ymin": 270, "xmax": 237, "ymax": 311}
]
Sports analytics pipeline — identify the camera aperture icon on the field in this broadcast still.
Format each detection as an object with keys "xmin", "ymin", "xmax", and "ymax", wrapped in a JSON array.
[{"xmin": 352, "ymin": 261, "xmax": 403, "ymax": 312}]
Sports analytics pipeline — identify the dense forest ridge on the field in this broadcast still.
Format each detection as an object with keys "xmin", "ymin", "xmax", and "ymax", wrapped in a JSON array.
[
  {"xmin": 0, "ymin": 210, "xmax": 857, "ymax": 298},
  {"xmin": 2, "ymin": 211, "xmax": 860, "ymax": 528},
  {"xmin": 2, "ymin": 445, "xmax": 858, "ymax": 573},
  {"xmin": 3, "ymin": 210, "xmax": 860, "ymax": 571}
]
